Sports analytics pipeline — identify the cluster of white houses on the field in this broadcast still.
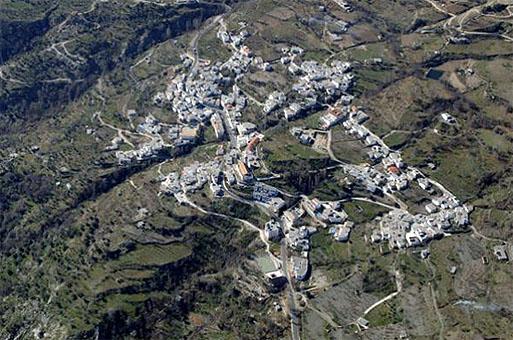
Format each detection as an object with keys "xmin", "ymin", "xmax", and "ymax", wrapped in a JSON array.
[
  {"xmin": 261, "ymin": 195, "xmax": 356, "ymax": 282},
  {"xmin": 160, "ymin": 159, "xmax": 224, "ymax": 197},
  {"xmin": 109, "ymin": 19, "xmax": 481, "ymax": 291},
  {"xmin": 116, "ymin": 140, "xmax": 166, "ymax": 164},
  {"xmin": 263, "ymin": 91, "xmax": 286, "ymax": 115},
  {"xmin": 263, "ymin": 205, "xmax": 313, "ymax": 281},
  {"xmin": 314, "ymin": 103, "xmax": 474, "ymax": 252},
  {"xmin": 371, "ymin": 204, "xmax": 470, "ymax": 250},
  {"xmin": 282, "ymin": 59, "xmax": 354, "ymax": 121},
  {"xmin": 117, "ymin": 25, "xmax": 263, "ymax": 165}
]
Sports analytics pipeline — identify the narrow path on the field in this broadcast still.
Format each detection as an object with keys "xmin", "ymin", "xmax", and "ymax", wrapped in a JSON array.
[
  {"xmin": 330, "ymin": 196, "xmax": 397, "ymax": 210},
  {"xmin": 470, "ymin": 225, "xmax": 511, "ymax": 245},
  {"xmin": 360, "ymin": 270, "xmax": 402, "ymax": 318},
  {"xmin": 187, "ymin": 14, "xmax": 224, "ymax": 76},
  {"xmin": 424, "ymin": 0, "xmax": 455, "ymax": 17},
  {"xmin": 40, "ymin": 78, "xmax": 74, "ymax": 84},
  {"xmin": 222, "ymin": 181, "xmax": 258, "ymax": 207},
  {"xmin": 61, "ymin": 40, "xmax": 86, "ymax": 64},
  {"xmin": 0, "ymin": 66, "xmax": 27, "ymax": 85},
  {"xmin": 429, "ymin": 281, "xmax": 445, "ymax": 340},
  {"xmin": 129, "ymin": 180, "xmax": 139, "ymax": 190},
  {"xmin": 384, "ymin": 192, "xmax": 409, "ymax": 211},
  {"xmin": 239, "ymin": 87, "xmax": 264, "ymax": 106},
  {"xmin": 131, "ymin": 49, "xmax": 154, "ymax": 71},
  {"xmin": 180, "ymin": 193, "xmax": 282, "ymax": 267},
  {"xmin": 423, "ymin": 0, "xmax": 513, "ymax": 42},
  {"xmin": 380, "ymin": 129, "xmax": 411, "ymax": 140},
  {"xmin": 362, "ymin": 291, "xmax": 399, "ymax": 317},
  {"xmin": 425, "ymin": 256, "xmax": 444, "ymax": 340},
  {"xmin": 326, "ymin": 129, "xmax": 345, "ymax": 164},
  {"xmin": 95, "ymin": 111, "xmax": 136, "ymax": 147},
  {"xmin": 306, "ymin": 304, "xmax": 341, "ymax": 328},
  {"xmin": 256, "ymin": 174, "xmax": 282, "ymax": 181}
]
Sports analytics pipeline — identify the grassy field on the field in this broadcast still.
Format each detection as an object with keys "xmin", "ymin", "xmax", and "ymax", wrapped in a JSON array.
[
  {"xmin": 353, "ymin": 67, "xmax": 400, "ymax": 95},
  {"xmin": 357, "ymin": 76, "xmax": 454, "ymax": 137},
  {"xmin": 365, "ymin": 298, "xmax": 403, "ymax": 327},
  {"xmin": 383, "ymin": 131, "xmax": 411, "ymax": 150},
  {"xmin": 342, "ymin": 201, "xmax": 390, "ymax": 224},
  {"xmin": 428, "ymin": 234, "xmax": 513, "ymax": 338},
  {"xmin": 112, "ymin": 243, "xmax": 191, "ymax": 268},
  {"xmin": 310, "ymin": 220, "xmax": 395, "ymax": 292},
  {"xmin": 197, "ymin": 28, "xmax": 232, "ymax": 63},
  {"xmin": 262, "ymin": 125, "xmax": 327, "ymax": 163},
  {"xmin": 330, "ymin": 126, "xmax": 370, "ymax": 164},
  {"xmin": 478, "ymin": 129, "xmax": 512, "ymax": 154},
  {"xmin": 344, "ymin": 42, "xmax": 395, "ymax": 63}
]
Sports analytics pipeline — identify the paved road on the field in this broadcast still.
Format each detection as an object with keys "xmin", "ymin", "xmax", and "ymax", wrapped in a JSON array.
[
  {"xmin": 326, "ymin": 129, "xmax": 345, "ymax": 165},
  {"xmin": 187, "ymin": 14, "xmax": 224, "ymax": 75},
  {"xmin": 280, "ymin": 242, "xmax": 301, "ymax": 340},
  {"xmin": 357, "ymin": 269, "xmax": 402, "ymax": 328},
  {"xmin": 423, "ymin": 0, "xmax": 513, "ymax": 41},
  {"xmin": 220, "ymin": 109, "xmax": 238, "ymax": 148},
  {"xmin": 327, "ymin": 196, "xmax": 397, "ymax": 211}
]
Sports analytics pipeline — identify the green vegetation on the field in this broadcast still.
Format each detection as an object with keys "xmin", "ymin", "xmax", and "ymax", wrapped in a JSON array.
[
  {"xmin": 198, "ymin": 29, "xmax": 232, "ymax": 62},
  {"xmin": 310, "ymin": 175, "xmax": 351, "ymax": 201},
  {"xmin": 310, "ymin": 224, "xmax": 395, "ymax": 290},
  {"xmin": 310, "ymin": 230, "xmax": 354, "ymax": 281},
  {"xmin": 342, "ymin": 201, "xmax": 389, "ymax": 224},
  {"xmin": 112, "ymin": 243, "xmax": 191, "ymax": 268},
  {"xmin": 263, "ymin": 128, "xmax": 325, "ymax": 163},
  {"xmin": 256, "ymin": 255, "xmax": 277, "ymax": 274},
  {"xmin": 478, "ymin": 129, "xmax": 512, "ymax": 154},
  {"xmin": 345, "ymin": 43, "xmax": 392, "ymax": 62},
  {"xmin": 397, "ymin": 252, "xmax": 431, "ymax": 288},
  {"xmin": 365, "ymin": 298, "xmax": 403, "ymax": 327},
  {"xmin": 354, "ymin": 68, "xmax": 398, "ymax": 94},
  {"xmin": 362, "ymin": 265, "xmax": 396, "ymax": 297},
  {"xmin": 211, "ymin": 198, "xmax": 267, "ymax": 226},
  {"xmin": 383, "ymin": 131, "xmax": 411, "ymax": 150},
  {"xmin": 430, "ymin": 148, "xmax": 502, "ymax": 202},
  {"xmin": 330, "ymin": 126, "xmax": 370, "ymax": 164},
  {"xmin": 147, "ymin": 213, "xmax": 182, "ymax": 231},
  {"xmin": 1, "ymin": 0, "xmax": 513, "ymax": 338}
]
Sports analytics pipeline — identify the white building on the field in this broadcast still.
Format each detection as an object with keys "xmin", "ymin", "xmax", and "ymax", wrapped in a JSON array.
[
  {"xmin": 291, "ymin": 256, "xmax": 309, "ymax": 281},
  {"xmin": 333, "ymin": 225, "xmax": 351, "ymax": 242},
  {"xmin": 264, "ymin": 220, "xmax": 282, "ymax": 241},
  {"xmin": 210, "ymin": 113, "xmax": 225, "ymax": 140}
]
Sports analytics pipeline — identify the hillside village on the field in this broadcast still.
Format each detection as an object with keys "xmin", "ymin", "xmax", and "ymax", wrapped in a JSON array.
[
  {"xmin": 102, "ymin": 23, "xmax": 475, "ymax": 287},
  {"xmin": 3, "ymin": 0, "xmax": 513, "ymax": 338},
  {"xmin": 86, "ymin": 2, "xmax": 513, "ymax": 336}
]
